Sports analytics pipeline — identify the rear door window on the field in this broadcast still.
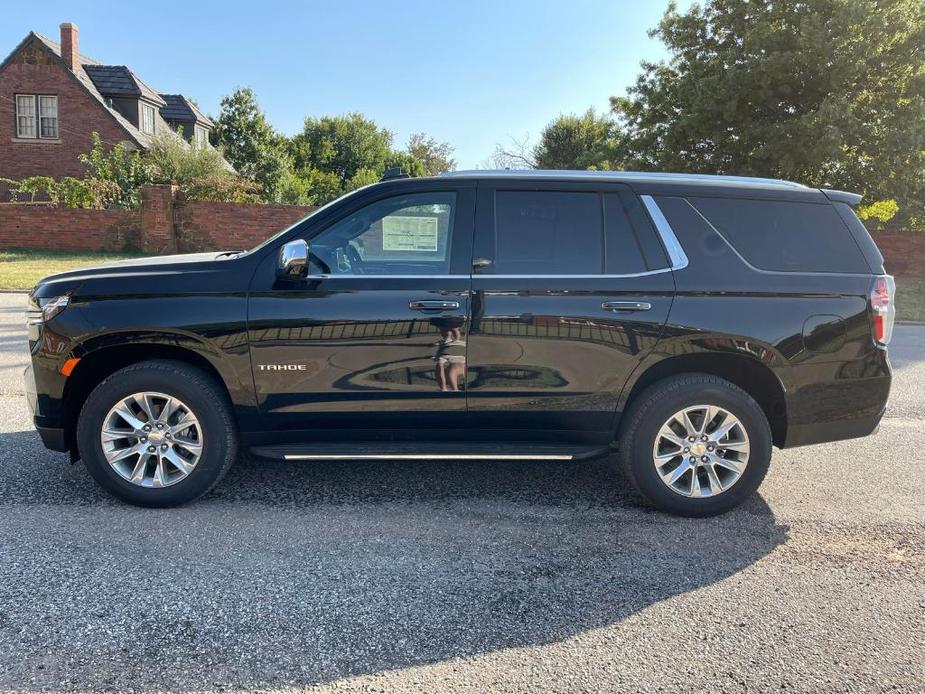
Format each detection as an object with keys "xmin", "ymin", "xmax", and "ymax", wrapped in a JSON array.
[
  {"xmin": 493, "ymin": 191, "xmax": 603, "ymax": 274},
  {"xmin": 689, "ymin": 197, "xmax": 869, "ymax": 273}
]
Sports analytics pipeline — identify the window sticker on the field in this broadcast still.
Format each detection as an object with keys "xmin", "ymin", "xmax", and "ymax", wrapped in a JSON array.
[{"xmin": 381, "ymin": 216, "xmax": 439, "ymax": 252}]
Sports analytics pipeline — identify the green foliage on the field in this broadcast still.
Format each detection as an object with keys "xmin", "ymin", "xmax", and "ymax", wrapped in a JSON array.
[
  {"xmin": 534, "ymin": 109, "xmax": 617, "ymax": 170},
  {"xmin": 286, "ymin": 112, "xmax": 433, "ymax": 203},
  {"xmin": 211, "ymin": 87, "xmax": 291, "ymax": 200},
  {"xmin": 79, "ymin": 132, "xmax": 153, "ymax": 208},
  {"xmin": 290, "ymin": 113, "xmax": 394, "ymax": 186},
  {"xmin": 609, "ymin": 0, "xmax": 925, "ymax": 227},
  {"xmin": 182, "ymin": 175, "xmax": 262, "ymax": 203},
  {"xmin": 1, "ymin": 175, "xmax": 109, "ymax": 208},
  {"xmin": 384, "ymin": 151, "xmax": 426, "ymax": 179},
  {"xmin": 56, "ymin": 177, "xmax": 101, "ymax": 208},
  {"xmin": 407, "ymin": 133, "xmax": 456, "ymax": 176},
  {"xmin": 3, "ymin": 176, "xmax": 57, "ymax": 203},
  {"xmin": 343, "ymin": 167, "xmax": 382, "ymax": 194},
  {"xmin": 147, "ymin": 131, "xmax": 230, "ymax": 186},
  {"xmin": 275, "ymin": 170, "xmax": 316, "ymax": 206},
  {"xmin": 299, "ymin": 168, "xmax": 342, "ymax": 205},
  {"xmin": 858, "ymin": 199, "xmax": 900, "ymax": 225}
]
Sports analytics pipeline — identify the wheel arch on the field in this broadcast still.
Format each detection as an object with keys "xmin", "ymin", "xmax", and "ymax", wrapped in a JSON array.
[
  {"xmin": 619, "ymin": 352, "xmax": 788, "ymax": 447},
  {"xmin": 62, "ymin": 335, "xmax": 245, "ymax": 457}
]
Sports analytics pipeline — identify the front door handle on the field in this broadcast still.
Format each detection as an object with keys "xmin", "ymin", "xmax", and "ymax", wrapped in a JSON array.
[
  {"xmin": 410, "ymin": 300, "xmax": 460, "ymax": 311},
  {"xmin": 602, "ymin": 301, "xmax": 652, "ymax": 312}
]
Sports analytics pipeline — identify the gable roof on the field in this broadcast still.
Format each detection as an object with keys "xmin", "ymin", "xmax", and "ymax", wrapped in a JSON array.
[
  {"xmin": 28, "ymin": 32, "xmax": 168, "ymax": 148},
  {"xmin": 1, "ymin": 31, "xmax": 213, "ymax": 150},
  {"xmin": 159, "ymin": 94, "xmax": 213, "ymax": 126}
]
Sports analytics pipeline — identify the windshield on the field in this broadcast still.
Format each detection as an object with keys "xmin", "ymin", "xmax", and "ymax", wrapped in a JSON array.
[{"xmin": 245, "ymin": 186, "xmax": 372, "ymax": 255}]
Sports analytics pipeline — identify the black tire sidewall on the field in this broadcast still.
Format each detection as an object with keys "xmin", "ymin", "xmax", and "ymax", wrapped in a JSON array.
[
  {"xmin": 622, "ymin": 378, "xmax": 772, "ymax": 517},
  {"xmin": 77, "ymin": 363, "xmax": 235, "ymax": 507}
]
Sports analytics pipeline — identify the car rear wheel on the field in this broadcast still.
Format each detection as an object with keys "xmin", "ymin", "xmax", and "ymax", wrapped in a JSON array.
[
  {"xmin": 76, "ymin": 360, "xmax": 237, "ymax": 507},
  {"xmin": 616, "ymin": 374, "xmax": 772, "ymax": 517}
]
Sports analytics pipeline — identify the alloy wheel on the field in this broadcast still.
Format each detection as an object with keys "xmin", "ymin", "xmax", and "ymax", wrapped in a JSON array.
[
  {"xmin": 100, "ymin": 391, "xmax": 203, "ymax": 488},
  {"xmin": 651, "ymin": 404, "xmax": 750, "ymax": 497}
]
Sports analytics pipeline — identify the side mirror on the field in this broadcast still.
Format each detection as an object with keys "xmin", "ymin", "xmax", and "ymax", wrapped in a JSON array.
[{"xmin": 277, "ymin": 239, "xmax": 308, "ymax": 279}]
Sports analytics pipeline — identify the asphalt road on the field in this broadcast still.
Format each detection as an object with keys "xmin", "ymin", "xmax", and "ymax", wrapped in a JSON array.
[{"xmin": 0, "ymin": 292, "xmax": 922, "ymax": 693}]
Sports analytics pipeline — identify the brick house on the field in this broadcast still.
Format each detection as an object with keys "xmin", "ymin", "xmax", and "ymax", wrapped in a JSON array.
[{"xmin": 0, "ymin": 22, "xmax": 218, "ymax": 192}]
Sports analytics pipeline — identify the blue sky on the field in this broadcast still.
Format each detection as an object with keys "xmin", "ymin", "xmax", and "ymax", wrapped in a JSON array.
[{"xmin": 3, "ymin": 1, "xmax": 686, "ymax": 168}]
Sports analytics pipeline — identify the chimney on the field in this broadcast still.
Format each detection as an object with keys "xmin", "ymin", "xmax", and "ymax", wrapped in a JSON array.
[{"xmin": 60, "ymin": 22, "xmax": 78, "ymax": 70}]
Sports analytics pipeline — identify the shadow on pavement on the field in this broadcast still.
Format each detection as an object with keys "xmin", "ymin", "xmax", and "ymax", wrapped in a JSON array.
[{"xmin": 0, "ymin": 428, "xmax": 788, "ymax": 691}]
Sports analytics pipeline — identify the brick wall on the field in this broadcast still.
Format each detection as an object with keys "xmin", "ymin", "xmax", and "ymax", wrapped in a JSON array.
[
  {"xmin": 0, "ymin": 204, "xmax": 138, "ymax": 251},
  {"xmin": 174, "ymin": 196, "xmax": 313, "ymax": 252},
  {"xmin": 0, "ymin": 185, "xmax": 313, "ymax": 253},
  {"xmin": 0, "ymin": 37, "xmax": 134, "ymax": 184},
  {"xmin": 874, "ymin": 231, "xmax": 925, "ymax": 278}
]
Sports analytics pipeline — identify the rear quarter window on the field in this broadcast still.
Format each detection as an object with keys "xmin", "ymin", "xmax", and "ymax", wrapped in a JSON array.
[{"xmin": 688, "ymin": 197, "xmax": 870, "ymax": 274}]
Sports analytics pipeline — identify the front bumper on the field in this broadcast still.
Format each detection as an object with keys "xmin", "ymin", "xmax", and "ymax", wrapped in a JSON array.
[{"xmin": 24, "ymin": 363, "xmax": 68, "ymax": 452}]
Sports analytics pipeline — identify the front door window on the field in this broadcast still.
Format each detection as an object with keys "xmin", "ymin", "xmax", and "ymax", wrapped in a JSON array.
[{"xmin": 308, "ymin": 192, "xmax": 456, "ymax": 276}]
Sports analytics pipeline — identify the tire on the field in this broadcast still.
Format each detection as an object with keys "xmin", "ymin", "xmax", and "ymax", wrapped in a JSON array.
[
  {"xmin": 76, "ymin": 359, "xmax": 237, "ymax": 507},
  {"xmin": 616, "ymin": 373, "xmax": 772, "ymax": 517}
]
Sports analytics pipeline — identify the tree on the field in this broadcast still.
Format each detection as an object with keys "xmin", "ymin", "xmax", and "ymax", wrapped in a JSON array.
[
  {"xmin": 486, "ymin": 134, "xmax": 536, "ymax": 169},
  {"xmin": 407, "ymin": 133, "xmax": 456, "ymax": 175},
  {"xmin": 290, "ymin": 113, "xmax": 394, "ymax": 186},
  {"xmin": 533, "ymin": 109, "xmax": 617, "ymax": 170},
  {"xmin": 610, "ymin": 0, "xmax": 925, "ymax": 226},
  {"xmin": 211, "ymin": 87, "xmax": 290, "ymax": 200},
  {"xmin": 385, "ymin": 151, "xmax": 427, "ymax": 179}
]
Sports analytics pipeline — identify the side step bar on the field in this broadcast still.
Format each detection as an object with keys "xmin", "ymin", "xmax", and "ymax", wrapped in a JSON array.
[{"xmin": 250, "ymin": 442, "xmax": 611, "ymax": 462}]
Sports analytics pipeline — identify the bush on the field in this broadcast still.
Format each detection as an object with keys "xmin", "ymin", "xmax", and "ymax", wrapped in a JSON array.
[
  {"xmin": 79, "ymin": 132, "xmax": 153, "ymax": 208},
  {"xmin": 183, "ymin": 175, "xmax": 262, "ymax": 203},
  {"xmin": 147, "ymin": 131, "xmax": 230, "ymax": 186},
  {"xmin": 2, "ymin": 176, "xmax": 57, "ymax": 203}
]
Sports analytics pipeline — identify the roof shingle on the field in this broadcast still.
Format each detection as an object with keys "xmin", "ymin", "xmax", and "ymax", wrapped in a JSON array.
[
  {"xmin": 159, "ymin": 94, "xmax": 213, "ymax": 126},
  {"xmin": 83, "ymin": 65, "xmax": 167, "ymax": 106}
]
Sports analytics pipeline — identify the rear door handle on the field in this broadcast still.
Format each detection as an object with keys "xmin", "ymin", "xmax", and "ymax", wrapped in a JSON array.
[
  {"xmin": 410, "ymin": 300, "xmax": 460, "ymax": 311},
  {"xmin": 602, "ymin": 301, "xmax": 652, "ymax": 312}
]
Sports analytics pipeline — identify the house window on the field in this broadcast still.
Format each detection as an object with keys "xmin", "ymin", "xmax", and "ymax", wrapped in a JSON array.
[
  {"xmin": 194, "ymin": 125, "xmax": 208, "ymax": 149},
  {"xmin": 141, "ymin": 103, "xmax": 155, "ymax": 134},
  {"xmin": 15, "ymin": 94, "xmax": 58, "ymax": 139},
  {"xmin": 39, "ymin": 96, "xmax": 58, "ymax": 138}
]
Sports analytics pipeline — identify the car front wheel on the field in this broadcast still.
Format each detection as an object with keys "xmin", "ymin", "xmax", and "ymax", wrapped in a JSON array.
[{"xmin": 76, "ymin": 360, "xmax": 237, "ymax": 507}]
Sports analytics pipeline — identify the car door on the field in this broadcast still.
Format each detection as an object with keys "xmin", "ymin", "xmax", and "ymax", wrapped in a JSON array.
[
  {"xmin": 247, "ymin": 182, "xmax": 475, "ymax": 439},
  {"xmin": 466, "ymin": 180, "xmax": 675, "ymax": 437}
]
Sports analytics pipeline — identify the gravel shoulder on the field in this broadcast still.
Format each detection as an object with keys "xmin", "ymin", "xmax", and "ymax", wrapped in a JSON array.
[{"xmin": 0, "ymin": 293, "xmax": 922, "ymax": 693}]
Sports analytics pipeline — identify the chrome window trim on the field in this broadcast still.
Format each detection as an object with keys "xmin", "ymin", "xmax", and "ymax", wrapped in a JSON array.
[
  {"xmin": 640, "ymin": 194, "xmax": 689, "ymax": 270},
  {"xmin": 303, "ymin": 268, "xmax": 674, "ymax": 280}
]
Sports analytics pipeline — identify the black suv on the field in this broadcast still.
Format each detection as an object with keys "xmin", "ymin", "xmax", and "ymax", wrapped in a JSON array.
[{"xmin": 25, "ymin": 171, "xmax": 894, "ymax": 516}]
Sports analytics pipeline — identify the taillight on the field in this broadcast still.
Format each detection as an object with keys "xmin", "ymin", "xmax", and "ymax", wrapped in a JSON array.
[{"xmin": 870, "ymin": 275, "xmax": 896, "ymax": 346}]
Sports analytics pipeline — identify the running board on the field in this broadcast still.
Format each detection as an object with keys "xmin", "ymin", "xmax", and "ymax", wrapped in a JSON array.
[{"xmin": 249, "ymin": 442, "xmax": 610, "ymax": 462}]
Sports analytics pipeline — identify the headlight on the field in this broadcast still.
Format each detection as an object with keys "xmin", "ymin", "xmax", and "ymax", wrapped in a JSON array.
[{"xmin": 27, "ymin": 295, "xmax": 70, "ymax": 324}]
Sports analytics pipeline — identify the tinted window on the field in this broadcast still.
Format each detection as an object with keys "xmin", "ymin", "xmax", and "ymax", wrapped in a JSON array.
[
  {"xmin": 689, "ymin": 197, "xmax": 869, "ymax": 273},
  {"xmin": 603, "ymin": 194, "xmax": 648, "ymax": 274},
  {"xmin": 833, "ymin": 202, "xmax": 883, "ymax": 274},
  {"xmin": 310, "ymin": 192, "xmax": 455, "ymax": 275},
  {"xmin": 494, "ymin": 191, "xmax": 602, "ymax": 274}
]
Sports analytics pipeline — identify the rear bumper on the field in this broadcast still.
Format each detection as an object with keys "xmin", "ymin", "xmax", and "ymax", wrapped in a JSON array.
[
  {"xmin": 783, "ymin": 407, "xmax": 885, "ymax": 448},
  {"xmin": 781, "ymin": 352, "xmax": 891, "ymax": 448}
]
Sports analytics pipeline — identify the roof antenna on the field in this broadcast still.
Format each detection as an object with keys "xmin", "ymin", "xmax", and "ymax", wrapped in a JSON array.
[{"xmin": 381, "ymin": 166, "xmax": 411, "ymax": 181}]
